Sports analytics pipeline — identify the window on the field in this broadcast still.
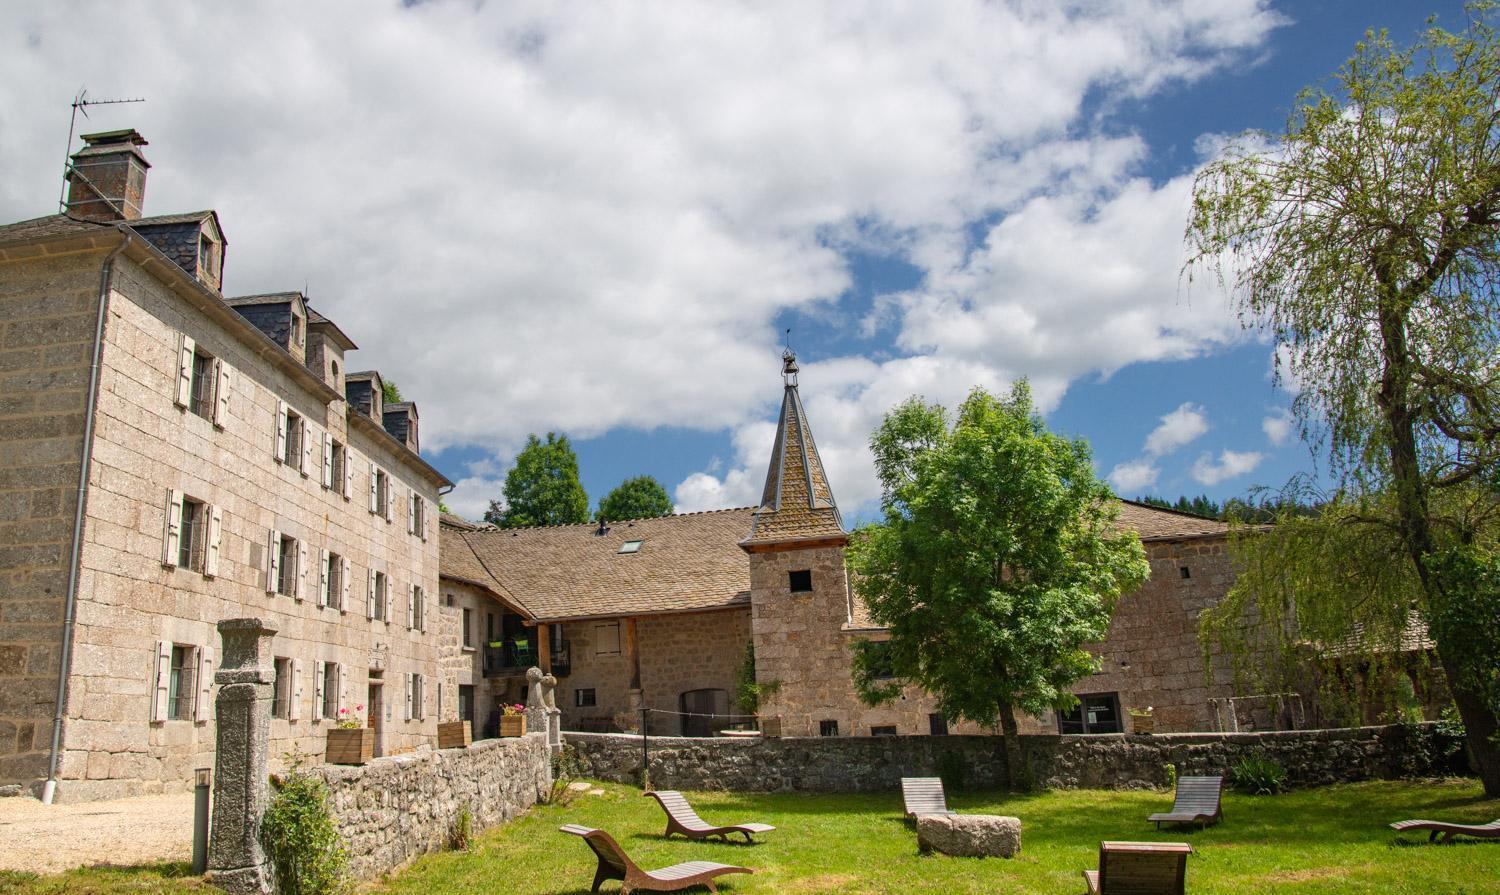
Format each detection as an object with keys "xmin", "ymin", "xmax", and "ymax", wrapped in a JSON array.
[
  {"xmin": 870, "ymin": 725, "xmax": 898, "ymax": 737},
  {"xmin": 1057, "ymin": 693, "xmax": 1123, "ymax": 735},
  {"xmin": 407, "ymin": 672, "xmax": 425, "ymax": 721},
  {"xmin": 594, "ymin": 621, "xmax": 621, "ymax": 656},
  {"xmin": 788, "ymin": 569, "xmax": 813, "ymax": 592},
  {"xmin": 459, "ymin": 685, "xmax": 474, "ymax": 722},
  {"xmin": 444, "ymin": 592, "xmax": 456, "ymax": 608},
  {"xmin": 373, "ymin": 468, "xmax": 389, "ymax": 517},
  {"xmin": 324, "ymin": 551, "xmax": 344, "ymax": 609},
  {"xmin": 272, "ymin": 657, "xmax": 292, "ymax": 720},
  {"xmin": 329, "ymin": 440, "xmax": 346, "ymax": 492},
  {"xmin": 862, "ymin": 640, "xmax": 896, "ymax": 680},
  {"xmin": 462, "ymin": 607, "xmax": 473, "ymax": 648},
  {"xmin": 575, "ymin": 688, "xmax": 597, "ymax": 708},
  {"xmin": 277, "ymin": 535, "xmax": 298, "ymax": 597},
  {"xmin": 619, "ymin": 540, "xmax": 643, "ymax": 554},
  {"xmin": 176, "ymin": 495, "xmax": 206, "ymax": 572},
  {"xmin": 198, "ymin": 233, "xmax": 214, "ymax": 274},
  {"xmin": 167, "ymin": 645, "xmax": 196, "ymax": 721},
  {"xmin": 291, "ymin": 313, "xmax": 304, "ymax": 346},
  {"xmin": 412, "ymin": 585, "xmax": 425, "ymax": 631},
  {"xmin": 188, "ymin": 350, "xmax": 216, "ymax": 419},
  {"xmin": 283, "ymin": 407, "xmax": 303, "ymax": 466},
  {"xmin": 373, "ymin": 572, "xmax": 388, "ymax": 621},
  {"xmin": 410, "ymin": 493, "xmax": 426, "ymax": 538},
  {"xmin": 1179, "ymin": 566, "xmax": 1192, "ymax": 579},
  {"xmin": 322, "ymin": 662, "xmax": 340, "ymax": 720},
  {"xmin": 928, "ymin": 714, "xmax": 949, "ymax": 736},
  {"xmin": 819, "ymin": 719, "xmax": 839, "ymax": 737},
  {"xmin": 486, "ymin": 612, "xmax": 496, "ymax": 642}
]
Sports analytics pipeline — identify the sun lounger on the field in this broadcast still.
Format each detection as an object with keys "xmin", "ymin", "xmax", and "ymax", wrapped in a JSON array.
[
  {"xmin": 901, "ymin": 776, "xmax": 954, "ymax": 818},
  {"xmin": 560, "ymin": 824, "xmax": 752, "ymax": 893},
  {"xmin": 1390, "ymin": 817, "xmax": 1500, "ymax": 843},
  {"xmin": 1147, "ymin": 776, "xmax": 1224, "ymax": 829},
  {"xmin": 1083, "ymin": 841, "xmax": 1192, "ymax": 895},
  {"xmin": 644, "ymin": 790, "xmax": 776, "ymax": 843}
]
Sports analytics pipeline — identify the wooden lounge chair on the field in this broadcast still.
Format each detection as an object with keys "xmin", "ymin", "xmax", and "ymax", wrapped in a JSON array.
[
  {"xmin": 644, "ymin": 790, "xmax": 776, "ymax": 843},
  {"xmin": 1083, "ymin": 841, "xmax": 1192, "ymax": 895},
  {"xmin": 1147, "ymin": 776, "xmax": 1224, "ymax": 829},
  {"xmin": 1390, "ymin": 817, "xmax": 1500, "ymax": 843},
  {"xmin": 901, "ymin": 777, "xmax": 955, "ymax": 818},
  {"xmin": 560, "ymin": 825, "xmax": 752, "ymax": 894}
]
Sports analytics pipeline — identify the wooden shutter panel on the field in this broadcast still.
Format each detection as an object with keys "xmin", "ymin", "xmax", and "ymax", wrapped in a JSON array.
[
  {"xmin": 418, "ymin": 675, "xmax": 427, "ymax": 721},
  {"xmin": 318, "ymin": 549, "xmax": 331, "ymax": 608},
  {"xmin": 338, "ymin": 665, "xmax": 347, "ymax": 716},
  {"xmin": 175, "ymin": 334, "xmax": 195, "ymax": 408},
  {"xmin": 383, "ymin": 480, "xmax": 393, "ymax": 523},
  {"xmin": 404, "ymin": 674, "xmax": 414, "ymax": 722},
  {"xmin": 418, "ymin": 588, "xmax": 427, "ymax": 633},
  {"xmin": 382, "ymin": 578, "xmax": 393, "ymax": 623},
  {"xmin": 162, "ymin": 489, "xmax": 183, "ymax": 567},
  {"xmin": 299, "ymin": 420, "xmax": 314, "ymax": 477},
  {"xmin": 321, "ymin": 432, "xmax": 333, "ymax": 488},
  {"xmin": 343, "ymin": 450, "xmax": 354, "ymax": 500},
  {"xmin": 295, "ymin": 540, "xmax": 309, "ymax": 601},
  {"xmin": 290, "ymin": 659, "xmax": 303, "ymax": 721},
  {"xmin": 313, "ymin": 662, "xmax": 325, "ymax": 721},
  {"xmin": 204, "ymin": 503, "xmax": 223, "ymax": 578},
  {"xmin": 152, "ymin": 640, "xmax": 172, "ymax": 721},
  {"xmin": 275, "ymin": 401, "xmax": 288, "ymax": 462},
  {"xmin": 366, "ymin": 569, "xmax": 376, "ymax": 619},
  {"xmin": 368, "ymin": 460, "xmax": 379, "ymax": 513},
  {"xmin": 194, "ymin": 647, "xmax": 213, "ymax": 723},
  {"xmin": 212, "ymin": 359, "xmax": 232, "ymax": 427},
  {"xmin": 407, "ymin": 491, "xmax": 417, "ymax": 535},
  {"xmin": 340, "ymin": 556, "xmax": 352, "ymax": 611},
  {"xmin": 266, "ymin": 529, "xmax": 281, "ymax": 594},
  {"xmin": 405, "ymin": 583, "xmax": 415, "ymax": 629}
]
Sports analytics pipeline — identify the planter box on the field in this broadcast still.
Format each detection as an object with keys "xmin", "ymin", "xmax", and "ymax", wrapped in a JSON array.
[
  {"xmin": 499, "ymin": 715, "xmax": 527, "ymax": 737},
  {"xmin": 1130, "ymin": 714, "xmax": 1155, "ymax": 735},
  {"xmin": 326, "ymin": 727, "xmax": 374, "ymax": 765},
  {"xmin": 438, "ymin": 721, "xmax": 472, "ymax": 750}
]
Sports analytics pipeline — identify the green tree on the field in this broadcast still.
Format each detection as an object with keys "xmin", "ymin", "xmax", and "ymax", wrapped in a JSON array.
[
  {"xmin": 848, "ymin": 383, "xmax": 1149, "ymax": 789},
  {"xmin": 1187, "ymin": 7, "xmax": 1500, "ymax": 793},
  {"xmin": 485, "ymin": 433, "xmax": 589, "ymax": 528},
  {"xmin": 597, "ymin": 475, "xmax": 673, "ymax": 521},
  {"xmin": 381, "ymin": 379, "xmax": 402, "ymax": 405}
]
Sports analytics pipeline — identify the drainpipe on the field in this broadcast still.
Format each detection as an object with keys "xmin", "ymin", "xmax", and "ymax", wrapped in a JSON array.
[{"xmin": 41, "ymin": 229, "xmax": 130, "ymax": 805}]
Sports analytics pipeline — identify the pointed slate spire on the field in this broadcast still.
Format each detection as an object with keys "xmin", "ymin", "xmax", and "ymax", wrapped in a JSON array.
[{"xmin": 742, "ymin": 349, "xmax": 845, "ymax": 547}]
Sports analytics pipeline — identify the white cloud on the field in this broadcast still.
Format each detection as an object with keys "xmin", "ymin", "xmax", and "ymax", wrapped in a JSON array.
[
  {"xmin": 1191, "ymin": 449, "xmax": 1265, "ymax": 486},
  {"xmin": 1144, "ymin": 403, "xmax": 1210, "ymax": 456},
  {"xmin": 445, "ymin": 476, "xmax": 504, "ymax": 523},
  {"xmin": 1108, "ymin": 459, "xmax": 1161, "ymax": 493},
  {"xmin": 0, "ymin": 2, "xmax": 1285, "ymax": 514},
  {"xmin": 1262, "ymin": 408, "xmax": 1294, "ymax": 446}
]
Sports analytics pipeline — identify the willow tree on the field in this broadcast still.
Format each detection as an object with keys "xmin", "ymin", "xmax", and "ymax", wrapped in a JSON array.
[
  {"xmin": 847, "ymin": 383, "xmax": 1149, "ymax": 789},
  {"xmin": 1187, "ymin": 7, "xmax": 1500, "ymax": 794}
]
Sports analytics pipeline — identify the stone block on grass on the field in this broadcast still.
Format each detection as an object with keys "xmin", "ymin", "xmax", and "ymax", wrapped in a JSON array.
[{"xmin": 916, "ymin": 813, "xmax": 1021, "ymax": 858}]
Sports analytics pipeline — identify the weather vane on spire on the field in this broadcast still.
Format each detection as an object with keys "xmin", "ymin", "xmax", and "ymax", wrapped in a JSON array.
[{"xmin": 781, "ymin": 328, "xmax": 798, "ymax": 388}]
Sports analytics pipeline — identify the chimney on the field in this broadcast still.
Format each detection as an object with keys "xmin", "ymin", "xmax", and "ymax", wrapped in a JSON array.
[{"xmin": 65, "ymin": 129, "xmax": 150, "ymax": 222}]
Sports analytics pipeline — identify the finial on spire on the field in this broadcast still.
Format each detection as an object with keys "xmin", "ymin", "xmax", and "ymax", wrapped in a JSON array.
[{"xmin": 781, "ymin": 347, "xmax": 799, "ymax": 388}]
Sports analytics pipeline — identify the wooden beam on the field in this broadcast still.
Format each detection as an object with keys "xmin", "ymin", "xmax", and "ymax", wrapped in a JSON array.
[
  {"xmin": 538, "ymin": 622, "xmax": 552, "ymax": 673},
  {"xmin": 624, "ymin": 617, "xmax": 641, "ymax": 691}
]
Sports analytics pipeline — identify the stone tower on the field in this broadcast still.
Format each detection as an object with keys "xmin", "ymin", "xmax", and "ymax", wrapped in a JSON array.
[{"xmin": 741, "ymin": 350, "xmax": 857, "ymax": 737}]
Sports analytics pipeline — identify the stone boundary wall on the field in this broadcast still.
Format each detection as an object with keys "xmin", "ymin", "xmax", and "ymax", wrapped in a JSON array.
[
  {"xmin": 566, "ymin": 723, "xmax": 1460, "ymax": 793},
  {"xmin": 309, "ymin": 733, "xmax": 551, "ymax": 880}
]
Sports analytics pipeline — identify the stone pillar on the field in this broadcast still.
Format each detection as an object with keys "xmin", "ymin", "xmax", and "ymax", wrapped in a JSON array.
[
  {"xmin": 524, "ymin": 667, "xmax": 548, "ymax": 735},
  {"xmin": 207, "ymin": 619, "xmax": 277, "ymax": 895}
]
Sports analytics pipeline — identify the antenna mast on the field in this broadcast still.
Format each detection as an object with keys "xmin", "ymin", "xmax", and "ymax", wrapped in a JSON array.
[{"xmin": 58, "ymin": 87, "xmax": 146, "ymax": 214}]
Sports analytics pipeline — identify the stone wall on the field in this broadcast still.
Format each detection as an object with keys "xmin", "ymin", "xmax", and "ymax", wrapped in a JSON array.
[
  {"xmin": 566, "ymin": 723, "xmax": 1459, "ymax": 792},
  {"xmin": 311, "ymin": 732, "xmax": 551, "ymax": 881},
  {"xmin": 638, "ymin": 609, "xmax": 751, "ymax": 736}
]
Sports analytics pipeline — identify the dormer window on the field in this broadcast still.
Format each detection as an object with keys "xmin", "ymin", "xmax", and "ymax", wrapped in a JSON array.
[
  {"xmin": 198, "ymin": 233, "xmax": 213, "ymax": 272},
  {"xmin": 290, "ymin": 314, "xmax": 303, "ymax": 345},
  {"xmin": 619, "ymin": 540, "xmax": 643, "ymax": 554}
]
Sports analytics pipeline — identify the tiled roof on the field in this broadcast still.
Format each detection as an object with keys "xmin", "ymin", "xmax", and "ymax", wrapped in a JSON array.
[
  {"xmin": 1115, "ymin": 500, "xmax": 1228, "ymax": 541},
  {"xmin": 744, "ymin": 359, "xmax": 845, "ymax": 545},
  {"xmin": 439, "ymin": 512, "xmax": 481, "ymax": 531},
  {"xmin": 439, "ymin": 518, "xmax": 526, "ymax": 610},
  {"xmin": 0, "ymin": 213, "xmax": 105, "ymax": 244},
  {"xmin": 131, "ymin": 210, "xmax": 215, "ymax": 227},
  {"xmin": 453, "ymin": 508, "xmax": 757, "ymax": 622},
  {"xmin": 225, "ymin": 292, "xmax": 300, "ymax": 307}
]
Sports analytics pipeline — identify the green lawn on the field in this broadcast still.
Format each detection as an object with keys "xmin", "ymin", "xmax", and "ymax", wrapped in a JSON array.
[
  {"xmin": 382, "ymin": 779, "xmax": 1499, "ymax": 895},
  {"xmin": 1, "ymin": 780, "xmax": 1494, "ymax": 895}
]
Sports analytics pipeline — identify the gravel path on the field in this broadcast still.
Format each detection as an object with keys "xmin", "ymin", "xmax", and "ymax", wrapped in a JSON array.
[{"xmin": 0, "ymin": 792, "xmax": 194, "ymax": 874}]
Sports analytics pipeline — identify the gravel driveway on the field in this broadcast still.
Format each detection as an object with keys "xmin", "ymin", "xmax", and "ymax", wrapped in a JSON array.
[{"xmin": 0, "ymin": 792, "xmax": 194, "ymax": 874}]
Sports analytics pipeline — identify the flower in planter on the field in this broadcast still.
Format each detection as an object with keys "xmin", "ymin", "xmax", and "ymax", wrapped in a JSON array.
[
  {"xmin": 500, "ymin": 703, "xmax": 526, "ymax": 717},
  {"xmin": 335, "ymin": 704, "xmax": 367, "ymax": 730}
]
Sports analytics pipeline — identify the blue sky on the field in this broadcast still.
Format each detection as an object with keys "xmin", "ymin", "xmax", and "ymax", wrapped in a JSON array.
[{"xmin": 0, "ymin": 1, "xmax": 1472, "ymax": 522}]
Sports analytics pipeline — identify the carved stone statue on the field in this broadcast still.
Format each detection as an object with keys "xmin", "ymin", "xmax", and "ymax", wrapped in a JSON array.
[{"xmin": 525, "ymin": 667, "xmax": 548, "ymax": 733}]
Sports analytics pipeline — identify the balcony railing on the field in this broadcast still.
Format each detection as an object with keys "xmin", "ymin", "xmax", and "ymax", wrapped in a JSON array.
[{"xmin": 481, "ymin": 639, "xmax": 572, "ymax": 678}]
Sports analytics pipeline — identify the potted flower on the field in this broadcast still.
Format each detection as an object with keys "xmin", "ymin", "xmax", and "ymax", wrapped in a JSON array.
[
  {"xmin": 1129, "ymin": 706, "xmax": 1155, "ymax": 735},
  {"xmin": 499, "ymin": 703, "xmax": 527, "ymax": 737},
  {"xmin": 326, "ymin": 705, "xmax": 374, "ymax": 764},
  {"xmin": 438, "ymin": 717, "xmax": 472, "ymax": 749}
]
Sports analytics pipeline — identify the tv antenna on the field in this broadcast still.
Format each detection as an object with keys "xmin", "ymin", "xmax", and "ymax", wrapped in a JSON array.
[{"xmin": 58, "ymin": 87, "xmax": 146, "ymax": 213}]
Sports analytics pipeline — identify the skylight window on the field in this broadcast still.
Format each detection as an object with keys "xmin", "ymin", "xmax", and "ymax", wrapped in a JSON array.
[{"xmin": 619, "ymin": 540, "xmax": 643, "ymax": 554}]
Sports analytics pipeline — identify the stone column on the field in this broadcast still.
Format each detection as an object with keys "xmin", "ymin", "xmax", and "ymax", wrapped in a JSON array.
[{"xmin": 207, "ymin": 618, "xmax": 277, "ymax": 895}]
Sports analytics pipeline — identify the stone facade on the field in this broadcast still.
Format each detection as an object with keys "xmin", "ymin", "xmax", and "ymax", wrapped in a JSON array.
[
  {"xmin": 638, "ymin": 609, "xmax": 751, "ymax": 735},
  {"xmin": 434, "ymin": 580, "xmax": 522, "ymax": 739},
  {"xmin": 550, "ymin": 615, "xmax": 636, "ymax": 731},
  {"xmin": 310, "ymin": 733, "xmax": 551, "ymax": 881},
  {"xmin": 566, "ymin": 722, "xmax": 1461, "ymax": 792}
]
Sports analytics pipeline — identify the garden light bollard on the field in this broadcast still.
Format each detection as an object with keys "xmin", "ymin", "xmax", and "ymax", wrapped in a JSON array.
[
  {"xmin": 193, "ymin": 767, "xmax": 211, "ymax": 874},
  {"xmin": 207, "ymin": 618, "xmax": 277, "ymax": 895}
]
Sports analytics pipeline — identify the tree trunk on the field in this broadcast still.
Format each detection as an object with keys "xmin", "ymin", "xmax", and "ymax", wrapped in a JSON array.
[
  {"xmin": 1434, "ymin": 643, "xmax": 1500, "ymax": 794},
  {"xmin": 998, "ymin": 701, "xmax": 1027, "ymax": 791}
]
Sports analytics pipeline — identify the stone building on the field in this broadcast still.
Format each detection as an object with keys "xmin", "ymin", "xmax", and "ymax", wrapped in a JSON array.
[
  {"xmin": 0, "ymin": 130, "xmax": 451, "ymax": 801},
  {"xmin": 441, "ymin": 351, "xmax": 1245, "ymax": 740}
]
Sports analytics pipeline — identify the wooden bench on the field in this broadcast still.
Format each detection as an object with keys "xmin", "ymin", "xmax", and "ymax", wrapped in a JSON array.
[{"xmin": 1083, "ymin": 841, "xmax": 1192, "ymax": 895}]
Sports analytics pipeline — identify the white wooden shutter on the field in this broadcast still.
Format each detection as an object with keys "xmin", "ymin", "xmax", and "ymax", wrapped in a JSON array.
[
  {"xmin": 407, "ymin": 491, "xmax": 417, "ymax": 535},
  {"xmin": 321, "ymin": 432, "xmax": 333, "ymax": 488},
  {"xmin": 418, "ymin": 588, "xmax": 427, "ymax": 633},
  {"xmin": 313, "ymin": 662, "xmax": 325, "ymax": 721},
  {"xmin": 368, "ymin": 460, "xmax": 379, "ymax": 513},
  {"xmin": 162, "ymin": 489, "xmax": 183, "ymax": 567},
  {"xmin": 299, "ymin": 420, "xmax": 313, "ymax": 477},
  {"xmin": 175, "ymin": 334, "xmax": 195, "ymax": 408},
  {"xmin": 318, "ymin": 549, "xmax": 331, "ymax": 608},
  {"xmin": 340, "ymin": 556, "xmax": 352, "ymax": 611},
  {"xmin": 295, "ymin": 540, "xmax": 309, "ymax": 602},
  {"xmin": 404, "ymin": 674, "xmax": 414, "ymax": 721},
  {"xmin": 275, "ymin": 401, "xmax": 288, "ymax": 462},
  {"xmin": 422, "ymin": 502, "xmax": 430, "ymax": 542},
  {"xmin": 419, "ymin": 675, "xmax": 428, "ymax": 721},
  {"xmin": 366, "ymin": 569, "xmax": 377, "ymax": 619},
  {"xmin": 204, "ymin": 503, "xmax": 223, "ymax": 578},
  {"xmin": 212, "ymin": 359, "xmax": 232, "ymax": 427},
  {"xmin": 194, "ymin": 647, "xmax": 213, "ymax": 723},
  {"xmin": 151, "ymin": 640, "xmax": 172, "ymax": 721},
  {"xmin": 342, "ymin": 450, "xmax": 354, "ymax": 500},
  {"xmin": 266, "ymin": 529, "xmax": 281, "ymax": 594},
  {"xmin": 290, "ymin": 659, "xmax": 303, "ymax": 721},
  {"xmin": 382, "ymin": 577, "xmax": 393, "ymax": 623},
  {"xmin": 338, "ymin": 665, "xmax": 348, "ymax": 716},
  {"xmin": 383, "ymin": 481, "xmax": 393, "ymax": 523},
  {"xmin": 405, "ymin": 583, "xmax": 415, "ymax": 629}
]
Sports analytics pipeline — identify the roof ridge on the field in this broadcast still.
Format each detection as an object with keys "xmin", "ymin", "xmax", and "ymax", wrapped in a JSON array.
[
  {"xmin": 1119, "ymin": 498, "xmax": 1226, "ymax": 524},
  {"xmin": 488, "ymin": 505, "xmax": 759, "ymax": 532}
]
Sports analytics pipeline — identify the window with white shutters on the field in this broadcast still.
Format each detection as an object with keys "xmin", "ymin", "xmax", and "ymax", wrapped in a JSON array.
[
  {"xmin": 281, "ymin": 406, "xmax": 303, "ymax": 467},
  {"xmin": 322, "ymin": 662, "xmax": 340, "ymax": 720},
  {"xmin": 414, "ymin": 585, "xmax": 426, "ymax": 633},
  {"xmin": 188, "ymin": 350, "xmax": 216, "ymax": 420},
  {"xmin": 273, "ymin": 533, "xmax": 299, "ymax": 597},
  {"xmin": 167, "ymin": 644, "xmax": 195, "ymax": 721}
]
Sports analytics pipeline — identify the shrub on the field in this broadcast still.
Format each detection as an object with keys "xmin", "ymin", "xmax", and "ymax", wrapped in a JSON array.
[
  {"xmin": 1162, "ymin": 762, "xmax": 1177, "ymax": 790},
  {"xmin": 1229, "ymin": 754, "xmax": 1287, "ymax": 795},
  {"xmin": 542, "ymin": 744, "xmax": 585, "ymax": 806},
  {"xmin": 936, "ymin": 751, "xmax": 969, "ymax": 792},
  {"xmin": 449, "ymin": 804, "xmax": 472, "ymax": 852},
  {"xmin": 261, "ymin": 758, "xmax": 348, "ymax": 895}
]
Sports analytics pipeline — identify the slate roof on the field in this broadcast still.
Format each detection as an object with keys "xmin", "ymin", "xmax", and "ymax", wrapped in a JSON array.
[
  {"xmin": 1115, "ymin": 500, "xmax": 1228, "ymax": 541},
  {"xmin": 0, "ymin": 213, "xmax": 111, "ymax": 245},
  {"xmin": 743, "ymin": 352, "xmax": 845, "ymax": 546},
  {"xmin": 450, "ymin": 508, "xmax": 757, "ymax": 622}
]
